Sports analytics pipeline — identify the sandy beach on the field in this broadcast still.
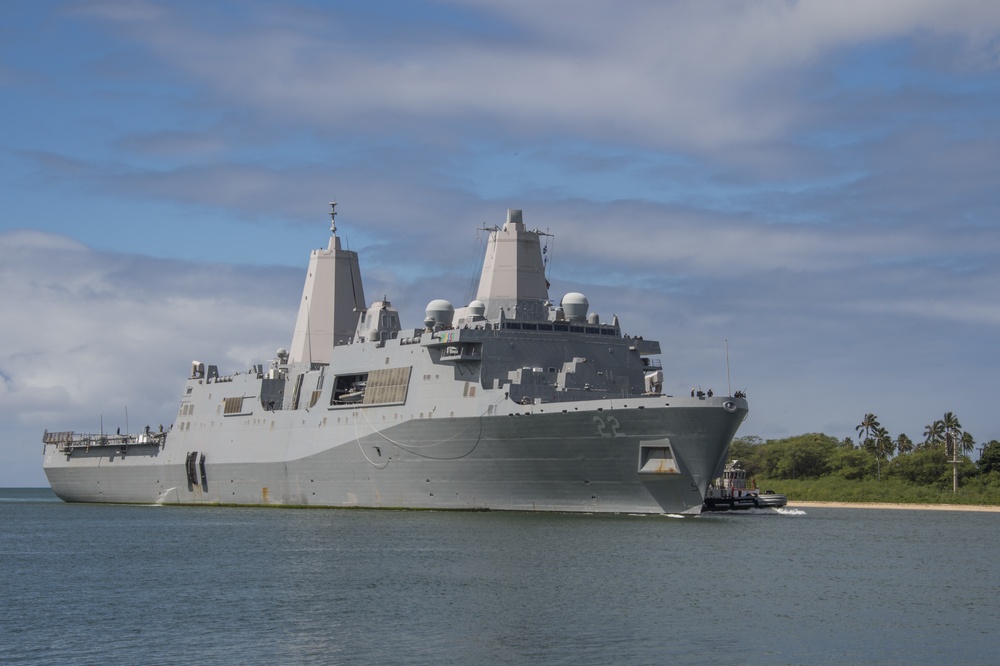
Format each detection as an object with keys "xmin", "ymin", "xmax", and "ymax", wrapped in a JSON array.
[{"xmin": 788, "ymin": 501, "xmax": 1000, "ymax": 513}]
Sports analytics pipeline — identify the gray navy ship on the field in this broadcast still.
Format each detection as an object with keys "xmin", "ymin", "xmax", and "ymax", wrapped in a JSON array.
[{"xmin": 43, "ymin": 206, "xmax": 748, "ymax": 514}]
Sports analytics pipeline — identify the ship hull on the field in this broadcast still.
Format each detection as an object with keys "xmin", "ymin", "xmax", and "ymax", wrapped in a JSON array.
[
  {"xmin": 43, "ymin": 208, "xmax": 752, "ymax": 516},
  {"xmin": 44, "ymin": 398, "xmax": 746, "ymax": 515}
]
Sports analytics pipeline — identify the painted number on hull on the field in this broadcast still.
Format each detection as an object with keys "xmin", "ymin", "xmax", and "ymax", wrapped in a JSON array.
[{"xmin": 593, "ymin": 415, "xmax": 623, "ymax": 437}]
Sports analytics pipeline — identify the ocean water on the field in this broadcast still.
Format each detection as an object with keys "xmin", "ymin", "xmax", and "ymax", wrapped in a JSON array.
[{"xmin": 2, "ymin": 488, "xmax": 996, "ymax": 665}]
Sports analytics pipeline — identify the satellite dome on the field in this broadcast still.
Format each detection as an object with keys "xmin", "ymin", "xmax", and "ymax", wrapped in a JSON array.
[
  {"xmin": 561, "ymin": 292, "xmax": 589, "ymax": 322},
  {"xmin": 467, "ymin": 300, "xmax": 486, "ymax": 318},
  {"xmin": 425, "ymin": 299, "xmax": 455, "ymax": 328}
]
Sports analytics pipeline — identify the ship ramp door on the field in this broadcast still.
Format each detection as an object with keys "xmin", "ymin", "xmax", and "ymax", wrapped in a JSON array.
[{"xmin": 638, "ymin": 440, "xmax": 680, "ymax": 474}]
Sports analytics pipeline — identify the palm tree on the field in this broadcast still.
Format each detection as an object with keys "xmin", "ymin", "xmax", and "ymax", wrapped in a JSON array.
[
  {"xmin": 895, "ymin": 433, "xmax": 914, "ymax": 455},
  {"xmin": 856, "ymin": 413, "xmax": 879, "ymax": 450},
  {"xmin": 872, "ymin": 425, "xmax": 894, "ymax": 481},
  {"xmin": 941, "ymin": 412, "xmax": 963, "ymax": 493},
  {"xmin": 922, "ymin": 420, "xmax": 944, "ymax": 449},
  {"xmin": 960, "ymin": 431, "xmax": 975, "ymax": 456},
  {"xmin": 942, "ymin": 412, "xmax": 962, "ymax": 457}
]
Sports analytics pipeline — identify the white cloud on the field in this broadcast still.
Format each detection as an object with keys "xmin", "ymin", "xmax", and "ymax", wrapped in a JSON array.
[
  {"xmin": 4, "ymin": 1, "xmax": 1000, "ymax": 487},
  {"xmin": 0, "ymin": 230, "xmax": 299, "ymax": 484},
  {"xmin": 73, "ymin": 0, "xmax": 1000, "ymax": 152}
]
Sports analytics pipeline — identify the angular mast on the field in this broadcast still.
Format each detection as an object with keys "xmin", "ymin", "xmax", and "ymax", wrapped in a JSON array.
[
  {"xmin": 475, "ymin": 209, "xmax": 550, "ymax": 321},
  {"xmin": 288, "ymin": 203, "xmax": 366, "ymax": 364}
]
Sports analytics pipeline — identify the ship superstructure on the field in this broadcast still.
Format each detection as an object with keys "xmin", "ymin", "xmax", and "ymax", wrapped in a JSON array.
[{"xmin": 43, "ymin": 207, "xmax": 748, "ymax": 514}]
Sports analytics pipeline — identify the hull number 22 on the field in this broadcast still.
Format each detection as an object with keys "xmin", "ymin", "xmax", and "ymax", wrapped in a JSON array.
[{"xmin": 593, "ymin": 415, "xmax": 623, "ymax": 438}]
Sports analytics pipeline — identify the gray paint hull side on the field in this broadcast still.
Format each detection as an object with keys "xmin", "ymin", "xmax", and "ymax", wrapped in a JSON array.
[{"xmin": 44, "ymin": 401, "xmax": 745, "ymax": 514}]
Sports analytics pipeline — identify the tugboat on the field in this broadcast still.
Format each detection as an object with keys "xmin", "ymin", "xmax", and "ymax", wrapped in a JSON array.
[{"xmin": 703, "ymin": 460, "xmax": 787, "ymax": 511}]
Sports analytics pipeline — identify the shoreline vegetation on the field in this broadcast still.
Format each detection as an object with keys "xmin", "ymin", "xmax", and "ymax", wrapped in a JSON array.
[
  {"xmin": 730, "ymin": 427, "xmax": 1000, "ymax": 508},
  {"xmin": 788, "ymin": 501, "xmax": 1000, "ymax": 512}
]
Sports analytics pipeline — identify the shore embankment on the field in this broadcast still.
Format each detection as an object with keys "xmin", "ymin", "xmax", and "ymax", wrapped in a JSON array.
[{"xmin": 788, "ymin": 501, "xmax": 1000, "ymax": 513}]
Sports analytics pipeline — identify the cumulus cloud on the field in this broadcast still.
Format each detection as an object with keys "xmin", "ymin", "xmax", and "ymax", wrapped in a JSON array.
[
  {"xmin": 67, "ymin": 0, "xmax": 1000, "ymax": 152},
  {"xmin": 0, "ymin": 230, "xmax": 301, "ymax": 483},
  {"xmin": 3, "ymin": 1, "xmax": 1000, "ymax": 486}
]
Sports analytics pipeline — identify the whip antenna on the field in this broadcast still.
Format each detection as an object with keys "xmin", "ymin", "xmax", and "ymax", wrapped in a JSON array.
[{"xmin": 726, "ymin": 339, "xmax": 732, "ymax": 397}]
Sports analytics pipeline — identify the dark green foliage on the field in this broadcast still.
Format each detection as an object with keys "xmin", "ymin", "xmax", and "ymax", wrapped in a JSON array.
[
  {"xmin": 727, "ymin": 436, "xmax": 762, "ymax": 468},
  {"xmin": 729, "ymin": 434, "xmax": 839, "ymax": 480},
  {"xmin": 888, "ymin": 447, "xmax": 951, "ymax": 485},
  {"xmin": 978, "ymin": 440, "xmax": 1000, "ymax": 475},
  {"xmin": 732, "ymin": 431, "xmax": 998, "ymax": 504},
  {"xmin": 895, "ymin": 433, "xmax": 914, "ymax": 454},
  {"xmin": 770, "ymin": 434, "xmax": 838, "ymax": 479},
  {"xmin": 828, "ymin": 447, "xmax": 875, "ymax": 480},
  {"xmin": 961, "ymin": 471, "xmax": 1000, "ymax": 496},
  {"xmin": 762, "ymin": 476, "xmax": 1000, "ymax": 505}
]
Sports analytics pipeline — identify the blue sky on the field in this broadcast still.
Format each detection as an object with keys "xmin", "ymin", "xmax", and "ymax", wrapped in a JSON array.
[{"xmin": 2, "ymin": 0, "xmax": 1000, "ymax": 486}]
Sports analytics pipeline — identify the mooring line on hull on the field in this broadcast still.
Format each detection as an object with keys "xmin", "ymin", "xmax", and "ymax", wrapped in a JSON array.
[
  {"xmin": 355, "ymin": 407, "xmax": 483, "ymax": 460},
  {"xmin": 362, "ymin": 406, "xmax": 479, "ymax": 447},
  {"xmin": 352, "ymin": 395, "xmax": 505, "ymax": 462},
  {"xmin": 353, "ymin": 412, "xmax": 391, "ymax": 469},
  {"xmin": 155, "ymin": 487, "xmax": 178, "ymax": 505}
]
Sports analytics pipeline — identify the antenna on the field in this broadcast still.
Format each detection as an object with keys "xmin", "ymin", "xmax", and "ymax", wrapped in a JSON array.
[
  {"xmin": 329, "ymin": 201, "xmax": 338, "ymax": 235},
  {"xmin": 348, "ymin": 247, "xmax": 362, "ymax": 311},
  {"xmin": 725, "ymin": 339, "xmax": 732, "ymax": 397},
  {"xmin": 542, "ymin": 228, "xmax": 554, "ymax": 287},
  {"xmin": 306, "ymin": 292, "xmax": 313, "ymax": 364},
  {"xmin": 464, "ymin": 226, "xmax": 489, "ymax": 306}
]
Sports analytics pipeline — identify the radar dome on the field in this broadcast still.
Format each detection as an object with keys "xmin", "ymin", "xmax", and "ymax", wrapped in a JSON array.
[
  {"xmin": 561, "ymin": 292, "xmax": 589, "ymax": 322},
  {"xmin": 425, "ymin": 299, "xmax": 455, "ymax": 328},
  {"xmin": 467, "ymin": 300, "xmax": 486, "ymax": 318}
]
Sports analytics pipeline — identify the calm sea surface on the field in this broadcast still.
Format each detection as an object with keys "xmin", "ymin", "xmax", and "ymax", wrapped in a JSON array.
[{"xmin": 2, "ymin": 488, "xmax": 996, "ymax": 665}]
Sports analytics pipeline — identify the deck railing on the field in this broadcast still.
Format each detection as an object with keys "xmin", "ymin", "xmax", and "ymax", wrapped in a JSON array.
[{"xmin": 43, "ymin": 430, "xmax": 167, "ymax": 451}]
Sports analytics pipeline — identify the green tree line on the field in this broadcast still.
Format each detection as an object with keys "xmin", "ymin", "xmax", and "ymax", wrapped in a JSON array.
[{"xmin": 728, "ymin": 411, "xmax": 1000, "ymax": 504}]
